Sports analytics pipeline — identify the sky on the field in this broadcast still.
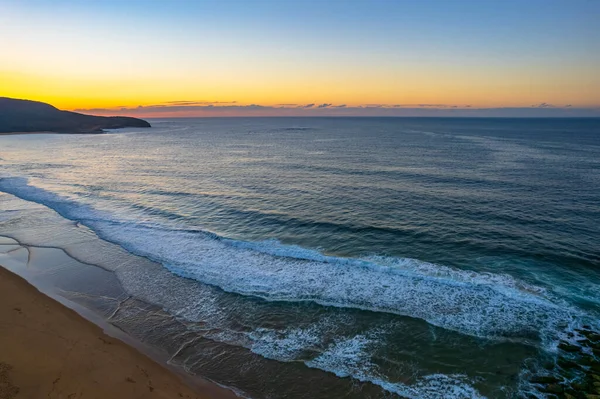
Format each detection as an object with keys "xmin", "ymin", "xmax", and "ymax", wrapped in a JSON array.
[{"xmin": 1, "ymin": 0, "xmax": 599, "ymax": 117}]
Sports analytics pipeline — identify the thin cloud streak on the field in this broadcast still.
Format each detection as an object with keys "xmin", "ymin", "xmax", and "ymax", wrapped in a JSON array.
[
  {"xmin": 74, "ymin": 102, "xmax": 600, "ymax": 118},
  {"xmin": 532, "ymin": 102, "xmax": 555, "ymax": 108},
  {"xmin": 164, "ymin": 100, "xmax": 238, "ymax": 105}
]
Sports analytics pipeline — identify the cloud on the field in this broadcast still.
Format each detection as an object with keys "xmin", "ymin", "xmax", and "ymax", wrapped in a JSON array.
[
  {"xmin": 393, "ymin": 104, "xmax": 464, "ymax": 108},
  {"xmin": 162, "ymin": 100, "xmax": 238, "ymax": 106},
  {"xmin": 532, "ymin": 102, "xmax": 555, "ymax": 108},
  {"xmin": 75, "ymin": 103, "xmax": 265, "ymax": 115},
  {"xmin": 74, "ymin": 103, "xmax": 600, "ymax": 118},
  {"xmin": 364, "ymin": 103, "xmax": 472, "ymax": 109}
]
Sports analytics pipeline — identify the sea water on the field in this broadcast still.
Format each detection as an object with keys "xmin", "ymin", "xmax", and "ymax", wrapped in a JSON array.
[{"xmin": 1, "ymin": 117, "xmax": 599, "ymax": 398}]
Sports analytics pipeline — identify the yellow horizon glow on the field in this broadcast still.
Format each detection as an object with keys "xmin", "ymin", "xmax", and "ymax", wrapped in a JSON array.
[
  {"xmin": 2, "ymin": 61, "xmax": 599, "ymax": 113},
  {"xmin": 3, "ymin": 72, "xmax": 599, "ymax": 112},
  {"xmin": 2, "ymin": 2, "xmax": 599, "ymax": 115}
]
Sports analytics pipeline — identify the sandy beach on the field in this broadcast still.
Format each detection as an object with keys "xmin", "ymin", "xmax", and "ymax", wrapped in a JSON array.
[{"xmin": 0, "ymin": 266, "xmax": 233, "ymax": 399}]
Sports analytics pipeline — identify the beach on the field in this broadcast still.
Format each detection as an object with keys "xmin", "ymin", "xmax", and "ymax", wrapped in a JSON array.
[{"xmin": 0, "ymin": 265, "xmax": 233, "ymax": 399}]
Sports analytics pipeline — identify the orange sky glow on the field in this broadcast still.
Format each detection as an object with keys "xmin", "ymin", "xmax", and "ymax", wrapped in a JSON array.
[{"xmin": 1, "ymin": 2, "xmax": 599, "ymax": 117}]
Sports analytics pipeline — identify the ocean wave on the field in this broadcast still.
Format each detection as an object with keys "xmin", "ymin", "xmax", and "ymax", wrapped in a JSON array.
[
  {"xmin": 0, "ymin": 177, "xmax": 582, "ymax": 344},
  {"xmin": 250, "ymin": 322, "xmax": 486, "ymax": 399},
  {"xmin": 306, "ymin": 333, "xmax": 485, "ymax": 399}
]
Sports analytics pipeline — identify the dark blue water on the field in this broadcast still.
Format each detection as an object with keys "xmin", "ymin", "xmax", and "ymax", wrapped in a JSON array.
[{"xmin": 1, "ymin": 117, "xmax": 599, "ymax": 398}]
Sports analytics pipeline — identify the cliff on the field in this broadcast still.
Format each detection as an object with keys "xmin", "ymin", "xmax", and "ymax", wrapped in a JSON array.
[{"xmin": 0, "ymin": 97, "xmax": 151, "ymax": 133}]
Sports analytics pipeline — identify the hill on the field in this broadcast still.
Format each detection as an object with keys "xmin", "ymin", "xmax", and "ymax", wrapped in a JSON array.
[{"xmin": 0, "ymin": 97, "xmax": 151, "ymax": 133}]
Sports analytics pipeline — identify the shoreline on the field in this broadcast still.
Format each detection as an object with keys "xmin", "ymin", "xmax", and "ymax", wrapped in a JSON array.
[
  {"xmin": 1, "ymin": 186, "xmax": 599, "ymax": 399},
  {"xmin": 0, "ymin": 264, "xmax": 237, "ymax": 399}
]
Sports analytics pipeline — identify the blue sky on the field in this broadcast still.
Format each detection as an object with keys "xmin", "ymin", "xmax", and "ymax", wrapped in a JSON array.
[{"xmin": 1, "ymin": 0, "xmax": 599, "ymax": 116}]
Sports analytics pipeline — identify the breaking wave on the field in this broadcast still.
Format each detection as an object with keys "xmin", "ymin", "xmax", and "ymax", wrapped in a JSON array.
[{"xmin": 0, "ymin": 177, "xmax": 582, "ymax": 346}]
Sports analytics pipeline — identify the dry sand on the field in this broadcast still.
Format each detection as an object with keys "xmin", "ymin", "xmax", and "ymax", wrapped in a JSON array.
[{"xmin": 0, "ymin": 266, "xmax": 234, "ymax": 399}]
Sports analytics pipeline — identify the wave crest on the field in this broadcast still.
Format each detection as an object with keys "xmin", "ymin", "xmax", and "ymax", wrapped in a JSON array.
[{"xmin": 0, "ymin": 177, "xmax": 581, "ymax": 343}]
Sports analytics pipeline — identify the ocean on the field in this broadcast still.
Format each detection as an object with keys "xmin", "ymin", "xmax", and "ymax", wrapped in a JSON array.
[{"xmin": 1, "ymin": 117, "xmax": 599, "ymax": 398}]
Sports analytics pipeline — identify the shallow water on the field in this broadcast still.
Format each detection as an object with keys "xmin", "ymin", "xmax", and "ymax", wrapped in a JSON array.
[{"xmin": 1, "ymin": 117, "xmax": 599, "ymax": 398}]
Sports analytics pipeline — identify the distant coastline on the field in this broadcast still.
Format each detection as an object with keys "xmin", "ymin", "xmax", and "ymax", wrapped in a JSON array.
[
  {"xmin": 0, "ymin": 97, "xmax": 151, "ymax": 134},
  {"xmin": 0, "ymin": 131, "xmax": 57, "ymax": 135}
]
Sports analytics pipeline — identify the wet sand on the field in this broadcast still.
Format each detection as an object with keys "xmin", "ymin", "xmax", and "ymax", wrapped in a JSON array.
[{"xmin": 0, "ymin": 266, "xmax": 233, "ymax": 399}]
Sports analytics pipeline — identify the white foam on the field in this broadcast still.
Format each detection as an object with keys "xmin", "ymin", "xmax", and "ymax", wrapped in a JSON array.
[
  {"xmin": 305, "ymin": 331, "xmax": 486, "ymax": 399},
  {"xmin": 103, "ymin": 222, "xmax": 578, "ymax": 342},
  {"xmin": 249, "ymin": 324, "xmax": 324, "ymax": 361},
  {"xmin": 230, "ymin": 238, "xmax": 549, "ymax": 297},
  {"xmin": 245, "ymin": 321, "xmax": 486, "ymax": 398},
  {"xmin": 1, "ymin": 176, "xmax": 591, "ymax": 398},
  {"xmin": 0, "ymin": 177, "xmax": 582, "ymax": 344}
]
